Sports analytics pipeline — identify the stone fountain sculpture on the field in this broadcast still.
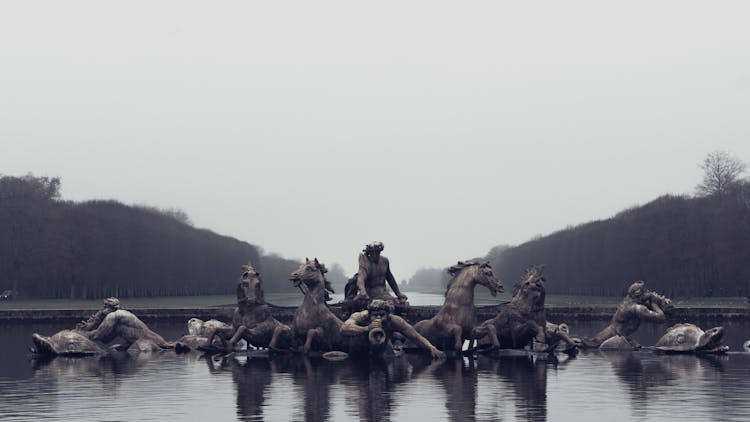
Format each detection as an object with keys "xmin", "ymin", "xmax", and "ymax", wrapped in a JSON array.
[
  {"xmin": 582, "ymin": 280, "xmax": 673, "ymax": 350},
  {"xmin": 473, "ymin": 267, "xmax": 580, "ymax": 352},
  {"xmin": 343, "ymin": 242, "xmax": 409, "ymax": 314},
  {"xmin": 412, "ymin": 260, "xmax": 504, "ymax": 352}
]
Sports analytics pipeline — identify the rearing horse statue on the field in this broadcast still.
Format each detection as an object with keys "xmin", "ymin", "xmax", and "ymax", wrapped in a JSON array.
[
  {"xmin": 203, "ymin": 264, "xmax": 292, "ymax": 351},
  {"xmin": 473, "ymin": 266, "xmax": 580, "ymax": 352},
  {"xmin": 290, "ymin": 258, "xmax": 346, "ymax": 354},
  {"xmin": 413, "ymin": 260, "xmax": 504, "ymax": 351}
]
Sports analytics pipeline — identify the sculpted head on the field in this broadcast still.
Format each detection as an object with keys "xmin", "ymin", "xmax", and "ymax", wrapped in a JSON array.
[
  {"xmin": 627, "ymin": 281, "xmax": 646, "ymax": 301},
  {"xmin": 514, "ymin": 266, "xmax": 546, "ymax": 306},
  {"xmin": 363, "ymin": 241, "xmax": 384, "ymax": 262},
  {"xmin": 103, "ymin": 297, "xmax": 121, "ymax": 311},
  {"xmin": 446, "ymin": 260, "xmax": 503, "ymax": 296},
  {"xmin": 698, "ymin": 326, "xmax": 724, "ymax": 350},
  {"xmin": 290, "ymin": 258, "xmax": 329, "ymax": 289},
  {"xmin": 367, "ymin": 299, "xmax": 394, "ymax": 347},
  {"xmin": 368, "ymin": 299, "xmax": 394, "ymax": 321},
  {"xmin": 238, "ymin": 264, "xmax": 264, "ymax": 304}
]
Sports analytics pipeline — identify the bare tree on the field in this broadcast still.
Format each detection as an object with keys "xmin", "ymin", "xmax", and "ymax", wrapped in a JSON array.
[{"xmin": 696, "ymin": 151, "xmax": 747, "ymax": 197}]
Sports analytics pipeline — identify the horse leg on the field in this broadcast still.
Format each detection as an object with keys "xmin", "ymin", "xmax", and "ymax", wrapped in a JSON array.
[
  {"xmin": 269, "ymin": 325, "xmax": 291, "ymax": 351},
  {"xmin": 533, "ymin": 322, "xmax": 546, "ymax": 343},
  {"xmin": 413, "ymin": 319, "xmax": 428, "ymax": 336},
  {"xmin": 483, "ymin": 323, "xmax": 500, "ymax": 349},
  {"xmin": 227, "ymin": 326, "xmax": 247, "ymax": 350},
  {"xmin": 509, "ymin": 322, "xmax": 527, "ymax": 349},
  {"xmin": 447, "ymin": 324, "xmax": 463, "ymax": 351},
  {"xmin": 304, "ymin": 327, "xmax": 324, "ymax": 354}
]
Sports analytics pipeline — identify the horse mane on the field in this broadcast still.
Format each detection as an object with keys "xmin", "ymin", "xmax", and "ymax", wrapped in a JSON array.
[
  {"xmin": 304, "ymin": 257, "xmax": 328, "ymax": 273},
  {"xmin": 512, "ymin": 265, "xmax": 544, "ymax": 292},
  {"xmin": 444, "ymin": 260, "xmax": 486, "ymax": 296}
]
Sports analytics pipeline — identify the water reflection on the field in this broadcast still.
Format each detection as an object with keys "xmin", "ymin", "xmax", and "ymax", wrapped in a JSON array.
[
  {"xmin": 3, "ymin": 320, "xmax": 750, "ymax": 421},
  {"xmin": 408, "ymin": 355, "xmax": 479, "ymax": 422},
  {"xmin": 204, "ymin": 354, "xmax": 275, "ymax": 421},
  {"xmin": 340, "ymin": 356, "xmax": 412, "ymax": 421}
]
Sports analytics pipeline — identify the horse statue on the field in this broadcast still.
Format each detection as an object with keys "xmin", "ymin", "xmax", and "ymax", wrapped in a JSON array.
[
  {"xmin": 413, "ymin": 260, "xmax": 504, "ymax": 351},
  {"xmin": 289, "ymin": 258, "xmax": 347, "ymax": 354},
  {"xmin": 473, "ymin": 266, "xmax": 579, "ymax": 352},
  {"xmin": 199, "ymin": 264, "xmax": 292, "ymax": 352}
]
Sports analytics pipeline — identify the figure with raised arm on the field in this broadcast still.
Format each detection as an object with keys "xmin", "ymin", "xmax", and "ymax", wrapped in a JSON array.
[{"xmin": 583, "ymin": 280, "xmax": 673, "ymax": 350}]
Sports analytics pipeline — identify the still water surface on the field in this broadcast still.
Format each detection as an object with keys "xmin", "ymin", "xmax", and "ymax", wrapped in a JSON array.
[{"xmin": 1, "ymin": 297, "xmax": 750, "ymax": 421}]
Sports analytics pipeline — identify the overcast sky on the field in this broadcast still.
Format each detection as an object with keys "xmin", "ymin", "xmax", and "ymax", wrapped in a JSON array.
[{"xmin": 2, "ymin": 1, "xmax": 749, "ymax": 279}]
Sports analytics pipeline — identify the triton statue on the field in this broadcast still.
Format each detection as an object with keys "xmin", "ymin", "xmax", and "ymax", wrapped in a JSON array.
[
  {"xmin": 582, "ymin": 280, "xmax": 673, "ymax": 350},
  {"xmin": 342, "ymin": 299, "xmax": 445, "ymax": 359}
]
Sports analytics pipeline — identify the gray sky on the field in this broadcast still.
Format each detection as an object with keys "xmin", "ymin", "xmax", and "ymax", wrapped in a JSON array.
[{"xmin": 2, "ymin": 1, "xmax": 749, "ymax": 279}]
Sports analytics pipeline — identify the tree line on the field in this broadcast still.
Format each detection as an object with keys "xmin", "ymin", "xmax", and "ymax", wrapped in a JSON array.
[
  {"xmin": 0, "ymin": 174, "xmax": 325, "ymax": 299},
  {"xmin": 486, "ymin": 152, "xmax": 750, "ymax": 298}
]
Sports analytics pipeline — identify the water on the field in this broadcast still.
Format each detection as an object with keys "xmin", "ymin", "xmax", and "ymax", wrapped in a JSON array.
[{"xmin": 2, "ymin": 314, "xmax": 750, "ymax": 421}]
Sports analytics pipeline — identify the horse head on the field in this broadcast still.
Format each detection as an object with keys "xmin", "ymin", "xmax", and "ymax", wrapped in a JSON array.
[
  {"xmin": 237, "ymin": 264, "xmax": 264, "ymax": 305},
  {"xmin": 446, "ymin": 260, "xmax": 503, "ymax": 296},
  {"xmin": 290, "ymin": 258, "xmax": 329, "ymax": 291},
  {"xmin": 513, "ymin": 266, "xmax": 546, "ymax": 308}
]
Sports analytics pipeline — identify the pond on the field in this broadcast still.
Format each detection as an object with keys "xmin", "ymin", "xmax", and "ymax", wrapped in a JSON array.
[{"xmin": 1, "ymin": 316, "xmax": 749, "ymax": 421}]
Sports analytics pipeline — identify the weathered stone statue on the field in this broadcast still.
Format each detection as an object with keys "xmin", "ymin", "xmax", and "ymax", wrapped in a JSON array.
[
  {"xmin": 342, "ymin": 299, "xmax": 445, "ymax": 359},
  {"xmin": 290, "ymin": 258, "xmax": 347, "ymax": 353},
  {"xmin": 582, "ymin": 280, "xmax": 673, "ymax": 349},
  {"xmin": 413, "ymin": 260, "xmax": 504, "ymax": 351},
  {"xmin": 344, "ymin": 242, "xmax": 408, "ymax": 313},
  {"xmin": 32, "ymin": 297, "xmax": 173, "ymax": 356},
  {"xmin": 84, "ymin": 308, "xmax": 174, "ymax": 352},
  {"xmin": 199, "ymin": 264, "xmax": 292, "ymax": 352},
  {"xmin": 473, "ymin": 267, "xmax": 579, "ymax": 352},
  {"xmin": 31, "ymin": 330, "xmax": 106, "ymax": 356},
  {"xmin": 174, "ymin": 318, "xmax": 234, "ymax": 352},
  {"xmin": 655, "ymin": 323, "xmax": 728, "ymax": 354}
]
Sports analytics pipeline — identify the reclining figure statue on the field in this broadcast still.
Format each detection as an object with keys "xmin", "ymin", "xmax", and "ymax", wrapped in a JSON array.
[{"xmin": 32, "ymin": 297, "xmax": 173, "ymax": 356}]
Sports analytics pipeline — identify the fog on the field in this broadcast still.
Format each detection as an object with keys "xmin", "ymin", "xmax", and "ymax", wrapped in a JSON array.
[{"xmin": 1, "ymin": 1, "xmax": 749, "ymax": 278}]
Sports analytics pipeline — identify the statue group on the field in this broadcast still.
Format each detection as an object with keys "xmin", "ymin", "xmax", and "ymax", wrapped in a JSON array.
[{"xmin": 31, "ymin": 241, "xmax": 730, "ymax": 359}]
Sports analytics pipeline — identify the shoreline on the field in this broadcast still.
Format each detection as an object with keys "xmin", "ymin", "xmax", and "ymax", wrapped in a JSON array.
[{"xmin": 2, "ymin": 304, "xmax": 749, "ymax": 323}]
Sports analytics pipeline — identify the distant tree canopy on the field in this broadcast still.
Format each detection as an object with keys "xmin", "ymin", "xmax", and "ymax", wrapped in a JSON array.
[
  {"xmin": 486, "ymin": 190, "xmax": 750, "ymax": 298},
  {"xmin": 696, "ymin": 151, "xmax": 748, "ymax": 197},
  {"xmin": 257, "ymin": 253, "xmax": 301, "ymax": 294},
  {"xmin": 0, "ymin": 174, "xmax": 303, "ymax": 299},
  {"xmin": 403, "ymin": 267, "xmax": 451, "ymax": 293}
]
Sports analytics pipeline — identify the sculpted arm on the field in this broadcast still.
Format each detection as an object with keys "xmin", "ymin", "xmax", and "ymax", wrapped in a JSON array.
[
  {"xmin": 341, "ymin": 311, "xmax": 370, "ymax": 336},
  {"xmin": 356, "ymin": 254, "xmax": 370, "ymax": 299},
  {"xmin": 384, "ymin": 258, "xmax": 407, "ymax": 300},
  {"xmin": 635, "ymin": 303, "xmax": 665, "ymax": 322},
  {"xmin": 391, "ymin": 315, "xmax": 444, "ymax": 359}
]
